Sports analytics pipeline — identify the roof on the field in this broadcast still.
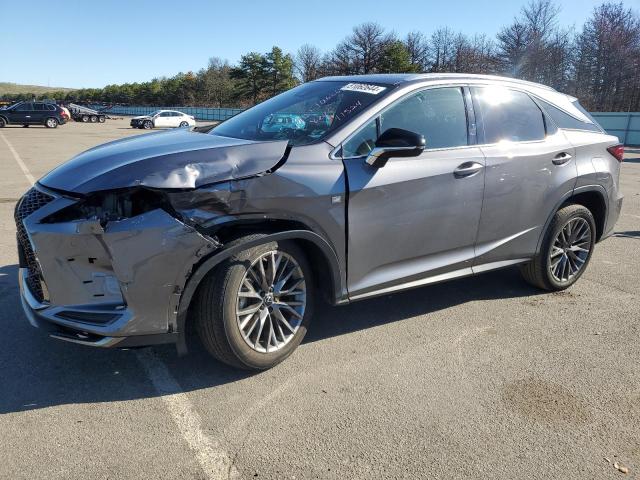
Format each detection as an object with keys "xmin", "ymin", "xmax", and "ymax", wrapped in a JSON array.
[{"xmin": 316, "ymin": 73, "xmax": 556, "ymax": 92}]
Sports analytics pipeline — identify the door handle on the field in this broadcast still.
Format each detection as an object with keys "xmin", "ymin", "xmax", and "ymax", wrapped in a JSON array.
[
  {"xmin": 454, "ymin": 162, "xmax": 484, "ymax": 178},
  {"xmin": 552, "ymin": 152, "xmax": 572, "ymax": 165}
]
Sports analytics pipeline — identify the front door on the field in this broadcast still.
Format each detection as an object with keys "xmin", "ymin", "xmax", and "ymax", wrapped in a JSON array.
[
  {"xmin": 343, "ymin": 86, "xmax": 486, "ymax": 298},
  {"xmin": 11, "ymin": 102, "xmax": 33, "ymax": 124}
]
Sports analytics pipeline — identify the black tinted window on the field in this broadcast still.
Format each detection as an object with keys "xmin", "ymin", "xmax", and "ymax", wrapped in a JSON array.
[
  {"xmin": 537, "ymin": 99, "xmax": 601, "ymax": 132},
  {"xmin": 380, "ymin": 87, "xmax": 468, "ymax": 149},
  {"xmin": 15, "ymin": 103, "xmax": 32, "ymax": 111},
  {"xmin": 47, "ymin": 104, "xmax": 56, "ymax": 111},
  {"xmin": 474, "ymin": 87, "xmax": 545, "ymax": 143},
  {"xmin": 33, "ymin": 103, "xmax": 46, "ymax": 111}
]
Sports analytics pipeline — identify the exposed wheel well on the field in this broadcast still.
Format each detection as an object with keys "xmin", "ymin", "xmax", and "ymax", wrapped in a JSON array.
[{"xmin": 564, "ymin": 191, "xmax": 607, "ymax": 241}]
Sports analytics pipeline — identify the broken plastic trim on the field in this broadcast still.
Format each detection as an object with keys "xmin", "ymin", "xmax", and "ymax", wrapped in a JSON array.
[{"xmin": 41, "ymin": 187, "xmax": 181, "ymax": 228}]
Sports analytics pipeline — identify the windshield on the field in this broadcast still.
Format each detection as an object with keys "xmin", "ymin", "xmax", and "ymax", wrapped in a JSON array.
[
  {"xmin": 149, "ymin": 110, "xmax": 161, "ymax": 117},
  {"xmin": 210, "ymin": 81, "xmax": 393, "ymax": 146}
]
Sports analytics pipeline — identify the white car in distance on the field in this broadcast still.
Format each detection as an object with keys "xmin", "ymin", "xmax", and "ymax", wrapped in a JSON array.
[{"xmin": 130, "ymin": 110, "xmax": 196, "ymax": 129}]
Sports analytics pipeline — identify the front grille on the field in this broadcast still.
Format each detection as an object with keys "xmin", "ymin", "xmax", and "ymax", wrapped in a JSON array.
[{"xmin": 15, "ymin": 187, "xmax": 55, "ymax": 303}]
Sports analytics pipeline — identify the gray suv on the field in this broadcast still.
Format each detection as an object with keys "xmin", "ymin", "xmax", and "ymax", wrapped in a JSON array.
[{"xmin": 16, "ymin": 74, "xmax": 624, "ymax": 370}]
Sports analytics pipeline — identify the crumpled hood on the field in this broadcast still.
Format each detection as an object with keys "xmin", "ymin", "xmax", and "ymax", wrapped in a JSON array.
[
  {"xmin": 39, "ymin": 129, "xmax": 289, "ymax": 194},
  {"xmin": 131, "ymin": 115, "xmax": 151, "ymax": 120}
]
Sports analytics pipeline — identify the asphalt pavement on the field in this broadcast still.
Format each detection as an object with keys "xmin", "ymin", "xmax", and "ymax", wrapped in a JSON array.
[{"xmin": 0, "ymin": 119, "xmax": 638, "ymax": 479}]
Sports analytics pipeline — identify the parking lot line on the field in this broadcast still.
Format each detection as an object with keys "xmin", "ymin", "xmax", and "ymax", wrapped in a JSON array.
[
  {"xmin": 4, "ymin": 132, "xmax": 239, "ymax": 480},
  {"xmin": 137, "ymin": 349, "xmax": 240, "ymax": 479},
  {"xmin": 0, "ymin": 131, "xmax": 36, "ymax": 185}
]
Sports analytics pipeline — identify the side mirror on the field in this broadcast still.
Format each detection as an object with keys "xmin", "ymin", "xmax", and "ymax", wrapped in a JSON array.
[{"xmin": 366, "ymin": 128, "xmax": 426, "ymax": 168}]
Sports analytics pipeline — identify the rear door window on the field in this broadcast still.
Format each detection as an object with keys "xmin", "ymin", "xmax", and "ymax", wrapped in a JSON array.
[
  {"xmin": 473, "ymin": 87, "xmax": 546, "ymax": 143},
  {"xmin": 33, "ymin": 103, "xmax": 46, "ymax": 111}
]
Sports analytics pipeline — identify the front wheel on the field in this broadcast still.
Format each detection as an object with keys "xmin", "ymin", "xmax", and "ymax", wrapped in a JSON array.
[
  {"xmin": 143, "ymin": 120, "xmax": 153, "ymax": 129},
  {"xmin": 195, "ymin": 236, "xmax": 314, "ymax": 370},
  {"xmin": 0, "ymin": 117, "xmax": 6, "ymax": 127},
  {"xmin": 521, "ymin": 204, "xmax": 596, "ymax": 291}
]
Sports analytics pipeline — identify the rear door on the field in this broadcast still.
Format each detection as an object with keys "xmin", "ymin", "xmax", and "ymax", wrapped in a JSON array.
[
  {"xmin": 343, "ymin": 86, "xmax": 486, "ymax": 298},
  {"xmin": 32, "ymin": 103, "xmax": 47, "ymax": 124},
  {"xmin": 471, "ymin": 86, "xmax": 577, "ymax": 268}
]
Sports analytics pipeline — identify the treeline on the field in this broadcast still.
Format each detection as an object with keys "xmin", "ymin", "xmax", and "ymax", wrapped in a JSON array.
[{"xmin": 7, "ymin": 1, "xmax": 640, "ymax": 111}]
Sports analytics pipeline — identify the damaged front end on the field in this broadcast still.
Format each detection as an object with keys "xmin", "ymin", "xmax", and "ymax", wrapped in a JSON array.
[{"xmin": 16, "ymin": 185, "xmax": 219, "ymax": 348}]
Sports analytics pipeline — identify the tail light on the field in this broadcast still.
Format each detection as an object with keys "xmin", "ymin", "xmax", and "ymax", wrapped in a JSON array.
[{"xmin": 607, "ymin": 144, "xmax": 624, "ymax": 162}]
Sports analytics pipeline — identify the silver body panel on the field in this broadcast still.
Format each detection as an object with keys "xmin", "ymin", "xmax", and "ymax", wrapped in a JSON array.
[{"xmin": 17, "ymin": 74, "xmax": 623, "ymax": 348}]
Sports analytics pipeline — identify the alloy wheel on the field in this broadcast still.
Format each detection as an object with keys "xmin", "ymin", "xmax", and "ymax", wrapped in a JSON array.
[
  {"xmin": 548, "ymin": 217, "xmax": 592, "ymax": 283},
  {"xmin": 236, "ymin": 250, "xmax": 306, "ymax": 353}
]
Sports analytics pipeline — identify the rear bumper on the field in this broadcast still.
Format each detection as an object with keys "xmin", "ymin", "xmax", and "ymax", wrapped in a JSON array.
[{"xmin": 601, "ymin": 194, "xmax": 623, "ymax": 240}]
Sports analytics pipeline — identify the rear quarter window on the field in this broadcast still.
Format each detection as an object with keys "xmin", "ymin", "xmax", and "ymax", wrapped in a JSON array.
[{"xmin": 537, "ymin": 99, "xmax": 602, "ymax": 132}]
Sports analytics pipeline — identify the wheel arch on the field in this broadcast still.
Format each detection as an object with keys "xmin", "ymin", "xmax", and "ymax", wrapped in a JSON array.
[
  {"xmin": 537, "ymin": 185, "xmax": 608, "ymax": 253},
  {"xmin": 0, "ymin": 114, "xmax": 9, "ymax": 124},
  {"xmin": 175, "ymin": 228, "xmax": 346, "ymax": 353}
]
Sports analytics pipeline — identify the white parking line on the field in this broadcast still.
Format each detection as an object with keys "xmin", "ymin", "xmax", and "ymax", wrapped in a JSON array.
[
  {"xmin": 137, "ymin": 350, "xmax": 239, "ymax": 479},
  {"xmin": 3, "ymin": 131, "xmax": 238, "ymax": 480},
  {"xmin": 0, "ymin": 131, "xmax": 37, "ymax": 185}
]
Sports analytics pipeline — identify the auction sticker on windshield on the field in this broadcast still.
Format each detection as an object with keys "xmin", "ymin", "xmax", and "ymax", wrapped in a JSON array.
[{"xmin": 340, "ymin": 83, "xmax": 387, "ymax": 95}]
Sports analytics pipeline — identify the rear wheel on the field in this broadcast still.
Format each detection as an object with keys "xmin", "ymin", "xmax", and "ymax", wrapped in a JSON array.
[
  {"xmin": 45, "ymin": 118, "xmax": 58, "ymax": 128},
  {"xmin": 179, "ymin": 121, "xmax": 188, "ymax": 127},
  {"xmin": 195, "ymin": 236, "xmax": 314, "ymax": 370},
  {"xmin": 521, "ymin": 204, "xmax": 596, "ymax": 291},
  {"xmin": 0, "ymin": 117, "xmax": 6, "ymax": 127},
  {"xmin": 81, "ymin": 115, "xmax": 89, "ymax": 123},
  {"xmin": 90, "ymin": 115, "xmax": 97, "ymax": 123},
  {"xmin": 98, "ymin": 116, "xmax": 105, "ymax": 123}
]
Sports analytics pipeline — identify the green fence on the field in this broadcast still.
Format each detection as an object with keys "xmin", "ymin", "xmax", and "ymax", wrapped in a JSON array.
[{"xmin": 591, "ymin": 112, "xmax": 640, "ymax": 146}]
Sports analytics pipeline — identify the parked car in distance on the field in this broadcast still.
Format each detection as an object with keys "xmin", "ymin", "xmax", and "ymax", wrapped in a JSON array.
[
  {"xmin": 0, "ymin": 101, "xmax": 67, "ymax": 128},
  {"xmin": 130, "ymin": 110, "xmax": 196, "ymax": 129},
  {"xmin": 17, "ymin": 74, "xmax": 623, "ymax": 371}
]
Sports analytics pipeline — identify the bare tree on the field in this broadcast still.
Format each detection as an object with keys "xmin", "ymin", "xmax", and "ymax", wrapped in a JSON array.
[
  {"xmin": 346, "ymin": 22, "xmax": 393, "ymax": 74},
  {"xmin": 573, "ymin": 3, "xmax": 640, "ymax": 111},
  {"xmin": 429, "ymin": 27, "xmax": 457, "ymax": 72},
  {"xmin": 295, "ymin": 44, "xmax": 322, "ymax": 82},
  {"xmin": 496, "ymin": 0, "xmax": 566, "ymax": 83},
  {"xmin": 405, "ymin": 31, "xmax": 430, "ymax": 71}
]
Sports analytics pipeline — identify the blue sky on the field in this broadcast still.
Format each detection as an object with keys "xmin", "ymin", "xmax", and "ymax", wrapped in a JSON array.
[{"xmin": 0, "ymin": 0, "xmax": 625, "ymax": 88}]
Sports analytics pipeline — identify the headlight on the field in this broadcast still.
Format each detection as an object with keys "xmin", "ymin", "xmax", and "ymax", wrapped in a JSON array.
[{"xmin": 43, "ymin": 188, "xmax": 173, "ymax": 225}]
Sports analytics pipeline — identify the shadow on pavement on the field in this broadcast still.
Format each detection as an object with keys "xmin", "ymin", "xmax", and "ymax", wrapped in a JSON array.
[
  {"xmin": 612, "ymin": 230, "xmax": 640, "ymax": 239},
  {"xmin": 0, "ymin": 262, "xmax": 542, "ymax": 415}
]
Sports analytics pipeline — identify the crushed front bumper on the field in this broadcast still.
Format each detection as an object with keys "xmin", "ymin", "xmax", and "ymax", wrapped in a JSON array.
[{"xmin": 16, "ymin": 185, "xmax": 217, "ymax": 348}]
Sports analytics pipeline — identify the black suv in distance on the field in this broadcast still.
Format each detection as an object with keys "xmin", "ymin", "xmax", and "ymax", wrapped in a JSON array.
[{"xmin": 0, "ymin": 101, "xmax": 67, "ymax": 128}]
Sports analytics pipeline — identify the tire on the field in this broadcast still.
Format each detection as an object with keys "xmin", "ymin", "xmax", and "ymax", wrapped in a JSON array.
[
  {"xmin": 143, "ymin": 120, "xmax": 153, "ymax": 129},
  {"xmin": 98, "ymin": 116, "xmax": 105, "ymax": 123},
  {"xmin": 521, "ymin": 204, "xmax": 596, "ymax": 291},
  {"xmin": 81, "ymin": 115, "xmax": 89, "ymax": 122},
  {"xmin": 45, "ymin": 118, "xmax": 58, "ymax": 129},
  {"xmin": 0, "ymin": 117, "xmax": 6, "ymax": 128},
  {"xmin": 179, "ymin": 121, "xmax": 188, "ymax": 127},
  {"xmin": 195, "ymin": 235, "xmax": 314, "ymax": 370},
  {"xmin": 90, "ymin": 115, "xmax": 97, "ymax": 123}
]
